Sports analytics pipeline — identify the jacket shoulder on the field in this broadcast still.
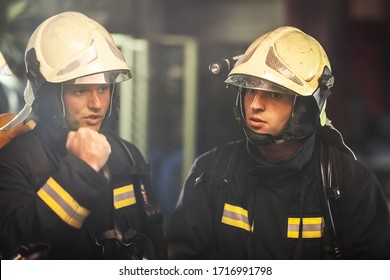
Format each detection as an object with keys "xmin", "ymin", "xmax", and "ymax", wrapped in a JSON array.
[
  {"xmin": 196, "ymin": 139, "xmax": 246, "ymax": 163},
  {"xmin": 0, "ymin": 129, "xmax": 40, "ymax": 163},
  {"xmin": 188, "ymin": 139, "xmax": 246, "ymax": 178}
]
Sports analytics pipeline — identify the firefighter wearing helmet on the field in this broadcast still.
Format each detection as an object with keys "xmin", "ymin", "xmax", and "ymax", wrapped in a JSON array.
[
  {"xmin": 0, "ymin": 12, "xmax": 163, "ymax": 260},
  {"xmin": 166, "ymin": 26, "xmax": 390, "ymax": 259},
  {"xmin": 225, "ymin": 26, "xmax": 334, "ymax": 145}
]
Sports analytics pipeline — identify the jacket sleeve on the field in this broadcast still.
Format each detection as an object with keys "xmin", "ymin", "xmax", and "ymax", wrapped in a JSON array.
[
  {"xmin": 0, "ymin": 140, "xmax": 108, "ymax": 258},
  {"xmin": 339, "ymin": 154, "xmax": 390, "ymax": 259},
  {"xmin": 165, "ymin": 150, "xmax": 218, "ymax": 259}
]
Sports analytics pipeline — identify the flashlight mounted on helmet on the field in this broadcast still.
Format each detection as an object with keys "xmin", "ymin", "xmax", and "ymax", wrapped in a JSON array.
[{"xmin": 209, "ymin": 55, "xmax": 243, "ymax": 75}]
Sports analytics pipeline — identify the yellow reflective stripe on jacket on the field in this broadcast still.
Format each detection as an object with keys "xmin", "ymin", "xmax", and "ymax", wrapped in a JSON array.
[
  {"xmin": 37, "ymin": 177, "xmax": 90, "ymax": 229},
  {"xmin": 287, "ymin": 217, "xmax": 324, "ymax": 238},
  {"xmin": 221, "ymin": 203, "xmax": 251, "ymax": 232},
  {"xmin": 113, "ymin": 184, "xmax": 136, "ymax": 209}
]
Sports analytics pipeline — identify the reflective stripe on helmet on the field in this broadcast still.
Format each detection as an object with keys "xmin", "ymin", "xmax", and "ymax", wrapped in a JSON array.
[
  {"xmin": 37, "ymin": 177, "xmax": 90, "ymax": 229},
  {"xmin": 287, "ymin": 217, "xmax": 324, "ymax": 238},
  {"xmin": 113, "ymin": 184, "xmax": 137, "ymax": 209}
]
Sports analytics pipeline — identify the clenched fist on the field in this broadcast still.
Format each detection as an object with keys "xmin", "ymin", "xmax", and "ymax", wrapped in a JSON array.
[{"xmin": 66, "ymin": 127, "xmax": 111, "ymax": 172}]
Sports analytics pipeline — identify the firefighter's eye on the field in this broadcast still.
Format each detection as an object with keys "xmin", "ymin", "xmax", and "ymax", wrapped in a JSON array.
[
  {"xmin": 247, "ymin": 89, "xmax": 257, "ymax": 96},
  {"xmin": 269, "ymin": 92, "xmax": 282, "ymax": 100},
  {"xmin": 98, "ymin": 85, "xmax": 109, "ymax": 93},
  {"xmin": 72, "ymin": 88, "xmax": 87, "ymax": 95}
]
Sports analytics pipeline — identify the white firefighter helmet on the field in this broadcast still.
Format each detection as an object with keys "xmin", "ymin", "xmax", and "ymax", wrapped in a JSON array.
[
  {"xmin": 225, "ymin": 26, "xmax": 334, "ymax": 144},
  {"xmin": 1, "ymin": 11, "xmax": 132, "ymax": 131},
  {"xmin": 25, "ymin": 11, "xmax": 132, "ymax": 93}
]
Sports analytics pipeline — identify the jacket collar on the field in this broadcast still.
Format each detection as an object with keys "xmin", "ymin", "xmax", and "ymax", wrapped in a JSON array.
[{"xmin": 247, "ymin": 134, "xmax": 315, "ymax": 186}]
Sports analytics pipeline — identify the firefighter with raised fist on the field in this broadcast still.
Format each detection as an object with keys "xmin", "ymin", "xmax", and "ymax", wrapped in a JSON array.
[{"xmin": 0, "ymin": 11, "xmax": 163, "ymax": 260}]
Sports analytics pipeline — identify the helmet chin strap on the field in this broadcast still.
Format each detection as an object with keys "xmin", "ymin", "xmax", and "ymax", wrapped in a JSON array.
[
  {"xmin": 58, "ymin": 84, "xmax": 70, "ymax": 128},
  {"xmin": 105, "ymin": 83, "xmax": 116, "ymax": 119},
  {"xmin": 244, "ymin": 126, "xmax": 285, "ymax": 145}
]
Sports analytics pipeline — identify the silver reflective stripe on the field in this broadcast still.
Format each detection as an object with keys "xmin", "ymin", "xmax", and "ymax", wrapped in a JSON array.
[
  {"xmin": 221, "ymin": 203, "xmax": 251, "ymax": 232},
  {"xmin": 113, "ymin": 184, "xmax": 136, "ymax": 209},
  {"xmin": 37, "ymin": 177, "xmax": 90, "ymax": 229},
  {"xmin": 287, "ymin": 217, "xmax": 324, "ymax": 238},
  {"xmin": 57, "ymin": 40, "xmax": 98, "ymax": 76}
]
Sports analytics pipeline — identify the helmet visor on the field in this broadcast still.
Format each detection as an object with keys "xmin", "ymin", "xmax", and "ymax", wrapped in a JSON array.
[
  {"xmin": 64, "ymin": 70, "xmax": 132, "ymax": 85},
  {"xmin": 225, "ymin": 74, "xmax": 296, "ymax": 96}
]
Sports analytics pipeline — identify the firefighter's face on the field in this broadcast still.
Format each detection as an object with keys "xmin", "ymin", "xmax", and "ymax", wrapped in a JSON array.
[
  {"xmin": 62, "ymin": 84, "xmax": 110, "ymax": 131},
  {"xmin": 244, "ymin": 89, "xmax": 294, "ymax": 137}
]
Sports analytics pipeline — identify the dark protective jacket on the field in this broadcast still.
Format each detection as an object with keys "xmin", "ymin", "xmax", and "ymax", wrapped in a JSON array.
[
  {"xmin": 0, "ymin": 122, "xmax": 162, "ymax": 259},
  {"xmin": 166, "ymin": 133, "xmax": 390, "ymax": 259}
]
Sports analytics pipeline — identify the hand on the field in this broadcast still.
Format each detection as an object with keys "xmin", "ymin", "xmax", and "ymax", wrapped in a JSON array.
[{"xmin": 66, "ymin": 127, "xmax": 111, "ymax": 172}]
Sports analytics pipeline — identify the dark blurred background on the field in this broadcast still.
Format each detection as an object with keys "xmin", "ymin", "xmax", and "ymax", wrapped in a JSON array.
[{"xmin": 1, "ymin": 0, "xmax": 389, "ymax": 227}]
